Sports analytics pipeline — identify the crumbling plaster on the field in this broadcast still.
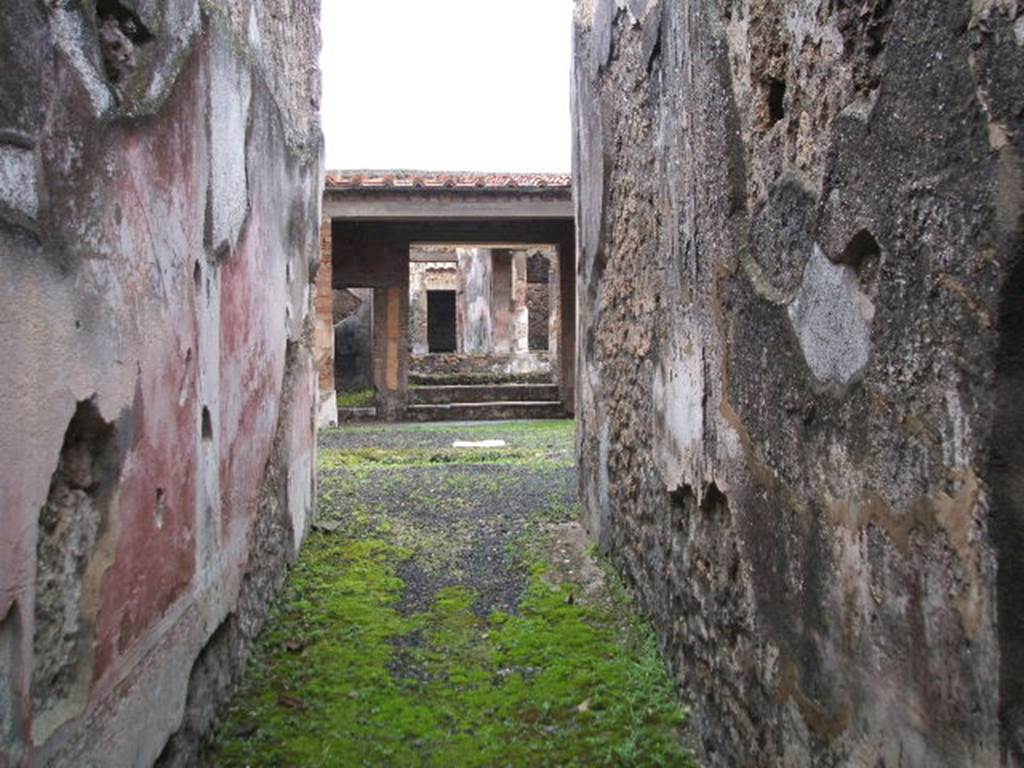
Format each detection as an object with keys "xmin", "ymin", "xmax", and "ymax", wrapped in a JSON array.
[{"xmin": 0, "ymin": 1, "xmax": 322, "ymax": 764}]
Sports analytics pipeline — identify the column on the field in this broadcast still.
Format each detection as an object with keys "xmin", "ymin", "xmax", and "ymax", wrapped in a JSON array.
[
  {"xmin": 314, "ymin": 217, "xmax": 337, "ymax": 427},
  {"xmin": 548, "ymin": 250, "xmax": 561, "ymax": 381},
  {"xmin": 512, "ymin": 251, "xmax": 530, "ymax": 357},
  {"xmin": 457, "ymin": 248, "xmax": 493, "ymax": 354},
  {"xmin": 491, "ymin": 249, "xmax": 513, "ymax": 356},
  {"xmin": 370, "ymin": 245, "xmax": 410, "ymax": 420}
]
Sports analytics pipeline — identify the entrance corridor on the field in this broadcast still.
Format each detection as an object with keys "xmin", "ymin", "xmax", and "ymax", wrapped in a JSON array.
[{"xmin": 212, "ymin": 421, "xmax": 693, "ymax": 767}]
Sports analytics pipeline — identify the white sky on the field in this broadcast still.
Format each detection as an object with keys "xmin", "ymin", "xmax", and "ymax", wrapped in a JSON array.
[{"xmin": 320, "ymin": 0, "xmax": 574, "ymax": 174}]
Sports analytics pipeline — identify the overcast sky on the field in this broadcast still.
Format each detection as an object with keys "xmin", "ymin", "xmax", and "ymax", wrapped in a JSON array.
[{"xmin": 320, "ymin": 1, "xmax": 574, "ymax": 173}]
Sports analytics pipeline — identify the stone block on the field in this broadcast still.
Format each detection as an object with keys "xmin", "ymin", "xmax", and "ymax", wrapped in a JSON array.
[{"xmin": 0, "ymin": 144, "xmax": 38, "ymax": 226}]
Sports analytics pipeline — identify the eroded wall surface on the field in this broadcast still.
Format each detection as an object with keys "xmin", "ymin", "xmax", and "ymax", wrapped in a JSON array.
[
  {"xmin": 0, "ymin": 1, "xmax": 322, "ymax": 764},
  {"xmin": 573, "ymin": 0, "xmax": 1023, "ymax": 765}
]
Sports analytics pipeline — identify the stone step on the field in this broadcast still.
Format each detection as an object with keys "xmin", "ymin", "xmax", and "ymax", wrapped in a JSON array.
[
  {"xmin": 405, "ymin": 401, "xmax": 567, "ymax": 422},
  {"xmin": 409, "ymin": 369, "xmax": 553, "ymax": 386},
  {"xmin": 336, "ymin": 406, "xmax": 378, "ymax": 422},
  {"xmin": 410, "ymin": 384, "xmax": 561, "ymax": 405}
]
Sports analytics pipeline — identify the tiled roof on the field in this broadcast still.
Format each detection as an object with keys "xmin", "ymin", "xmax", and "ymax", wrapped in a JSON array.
[{"xmin": 325, "ymin": 170, "xmax": 571, "ymax": 192}]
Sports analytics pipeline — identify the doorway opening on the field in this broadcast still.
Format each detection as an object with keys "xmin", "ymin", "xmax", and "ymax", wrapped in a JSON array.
[
  {"xmin": 990, "ymin": 252, "xmax": 1024, "ymax": 760},
  {"xmin": 427, "ymin": 290, "xmax": 457, "ymax": 353}
]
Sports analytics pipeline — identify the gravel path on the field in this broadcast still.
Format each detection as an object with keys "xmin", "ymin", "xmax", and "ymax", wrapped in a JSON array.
[
  {"xmin": 319, "ymin": 421, "xmax": 578, "ymax": 618},
  {"xmin": 318, "ymin": 419, "xmax": 575, "ymax": 453}
]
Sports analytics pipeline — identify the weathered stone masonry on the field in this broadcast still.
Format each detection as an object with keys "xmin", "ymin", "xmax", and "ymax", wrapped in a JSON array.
[
  {"xmin": 0, "ymin": 1, "xmax": 322, "ymax": 765},
  {"xmin": 574, "ymin": 0, "xmax": 1023, "ymax": 765}
]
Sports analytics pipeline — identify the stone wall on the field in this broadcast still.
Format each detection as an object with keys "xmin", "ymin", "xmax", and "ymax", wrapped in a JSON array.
[
  {"xmin": 573, "ymin": 0, "xmax": 1023, "ymax": 765},
  {"xmin": 527, "ymin": 283, "xmax": 551, "ymax": 351},
  {"xmin": 0, "ymin": 1, "xmax": 322, "ymax": 764},
  {"xmin": 409, "ymin": 352, "xmax": 554, "ymax": 380},
  {"xmin": 335, "ymin": 288, "xmax": 374, "ymax": 392},
  {"xmin": 526, "ymin": 251, "xmax": 556, "ymax": 352}
]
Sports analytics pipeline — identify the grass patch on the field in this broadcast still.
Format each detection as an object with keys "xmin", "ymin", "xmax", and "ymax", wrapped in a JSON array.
[
  {"xmin": 322, "ymin": 419, "xmax": 574, "ymax": 440},
  {"xmin": 318, "ymin": 447, "xmax": 574, "ymax": 472},
  {"xmin": 337, "ymin": 389, "xmax": 377, "ymax": 409}
]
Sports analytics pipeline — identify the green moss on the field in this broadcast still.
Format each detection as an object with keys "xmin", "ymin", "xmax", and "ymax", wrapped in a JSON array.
[
  {"xmin": 336, "ymin": 389, "xmax": 377, "ymax": 409},
  {"xmin": 318, "ymin": 446, "xmax": 574, "ymax": 472},
  {"xmin": 217, "ymin": 533, "xmax": 691, "ymax": 767},
  {"xmin": 216, "ymin": 420, "xmax": 692, "ymax": 767}
]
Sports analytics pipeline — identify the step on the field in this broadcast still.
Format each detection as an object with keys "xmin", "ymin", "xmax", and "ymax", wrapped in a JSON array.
[
  {"xmin": 411, "ymin": 384, "xmax": 560, "ymax": 406},
  {"xmin": 409, "ymin": 371, "xmax": 552, "ymax": 387},
  {"xmin": 405, "ymin": 401, "xmax": 567, "ymax": 422},
  {"xmin": 336, "ymin": 406, "xmax": 378, "ymax": 422}
]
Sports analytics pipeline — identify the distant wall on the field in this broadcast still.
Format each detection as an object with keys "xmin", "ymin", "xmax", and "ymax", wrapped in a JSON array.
[
  {"xmin": 406, "ymin": 246, "xmax": 557, "ymax": 376},
  {"xmin": 573, "ymin": 0, "xmax": 1023, "ymax": 765},
  {"xmin": 0, "ymin": 1, "xmax": 323, "ymax": 764},
  {"xmin": 335, "ymin": 288, "xmax": 374, "ymax": 392}
]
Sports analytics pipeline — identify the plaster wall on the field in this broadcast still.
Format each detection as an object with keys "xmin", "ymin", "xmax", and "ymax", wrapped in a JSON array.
[
  {"xmin": 0, "ymin": 2, "xmax": 322, "ymax": 764},
  {"xmin": 457, "ymin": 248, "xmax": 494, "ymax": 355},
  {"xmin": 316, "ymin": 218, "xmax": 337, "ymax": 428}
]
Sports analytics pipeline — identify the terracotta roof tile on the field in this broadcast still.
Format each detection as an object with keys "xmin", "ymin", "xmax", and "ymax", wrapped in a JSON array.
[{"xmin": 324, "ymin": 170, "xmax": 571, "ymax": 192}]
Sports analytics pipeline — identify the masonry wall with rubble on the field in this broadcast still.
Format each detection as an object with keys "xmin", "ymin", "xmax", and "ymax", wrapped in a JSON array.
[
  {"xmin": 0, "ymin": 1, "xmax": 322, "ymax": 764},
  {"xmin": 573, "ymin": 0, "xmax": 1024, "ymax": 765}
]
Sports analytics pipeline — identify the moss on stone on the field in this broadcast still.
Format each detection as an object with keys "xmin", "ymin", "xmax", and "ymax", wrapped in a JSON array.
[{"xmin": 336, "ymin": 389, "xmax": 377, "ymax": 409}]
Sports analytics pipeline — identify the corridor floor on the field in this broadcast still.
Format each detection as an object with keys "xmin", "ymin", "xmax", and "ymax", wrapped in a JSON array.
[{"xmin": 214, "ymin": 420, "xmax": 692, "ymax": 767}]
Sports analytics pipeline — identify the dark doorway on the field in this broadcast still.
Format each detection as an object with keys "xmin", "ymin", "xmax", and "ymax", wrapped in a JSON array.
[
  {"xmin": 427, "ymin": 290, "xmax": 457, "ymax": 353},
  {"xmin": 527, "ymin": 253, "xmax": 551, "ymax": 352}
]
